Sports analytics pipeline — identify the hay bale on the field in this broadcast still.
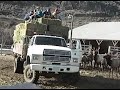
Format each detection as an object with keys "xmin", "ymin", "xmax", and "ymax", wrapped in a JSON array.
[
  {"xmin": 37, "ymin": 18, "xmax": 62, "ymax": 26},
  {"xmin": 48, "ymin": 25, "xmax": 69, "ymax": 40},
  {"xmin": 26, "ymin": 22, "xmax": 47, "ymax": 35},
  {"xmin": 13, "ymin": 23, "xmax": 26, "ymax": 43},
  {"xmin": 15, "ymin": 23, "xmax": 26, "ymax": 31},
  {"xmin": 13, "ymin": 29, "xmax": 22, "ymax": 43},
  {"xmin": 26, "ymin": 22, "xmax": 36, "ymax": 30},
  {"xmin": 13, "ymin": 22, "xmax": 48, "ymax": 43},
  {"xmin": 35, "ymin": 22, "xmax": 47, "ymax": 32}
]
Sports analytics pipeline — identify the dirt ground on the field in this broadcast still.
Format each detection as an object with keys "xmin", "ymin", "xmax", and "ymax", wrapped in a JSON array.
[{"xmin": 0, "ymin": 55, "xmax": 120, "ymax": 89}]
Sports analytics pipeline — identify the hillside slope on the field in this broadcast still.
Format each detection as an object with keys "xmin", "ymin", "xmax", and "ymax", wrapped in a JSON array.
[{"xmin": 0, "ymin": 1, "xmax": 120, "ymax": 44}]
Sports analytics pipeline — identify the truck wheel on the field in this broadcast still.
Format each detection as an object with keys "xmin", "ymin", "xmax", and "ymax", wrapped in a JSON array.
[
  {"xmin": 14, "ymin": 57, "xmax": 23, "ymax": 74},
  {"xmin": 24, "ymin": 65, "xmax": 39, "ymax": 83}
]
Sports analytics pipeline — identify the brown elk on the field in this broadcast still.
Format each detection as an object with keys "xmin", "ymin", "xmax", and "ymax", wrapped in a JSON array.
[{"xmin": 103, "ymin": 51, "xmax": 120, "ymax": 78}]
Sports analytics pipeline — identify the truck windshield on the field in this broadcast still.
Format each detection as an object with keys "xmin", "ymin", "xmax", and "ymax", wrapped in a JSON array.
[{"xmin": 35, "ymin": 36, "xmax": 67, "ymax": 47}]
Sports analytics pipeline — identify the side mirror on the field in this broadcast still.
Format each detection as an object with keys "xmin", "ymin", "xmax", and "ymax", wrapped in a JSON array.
[
  {"xmin": 67, "ymin": 43, "xmax": 70, "ymax": 47},
  {"xmin": 72, "ymin": 44, "xmax": 76, "ymax": 49}
]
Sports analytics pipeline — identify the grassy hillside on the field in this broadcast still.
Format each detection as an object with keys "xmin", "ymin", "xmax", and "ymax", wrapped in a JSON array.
[{"xmin": 0, "ymin": 1, "xmax": 120, "ymax": 45}]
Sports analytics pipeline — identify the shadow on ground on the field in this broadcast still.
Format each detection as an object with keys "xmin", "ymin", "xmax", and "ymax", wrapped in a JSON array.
[
  {"xmin": 37, "ymin": 75, "xmax": 120, "ymax": 89},
  {"xmin": 0, "ymin": 74, "xmax": 120, "ymax": 89}
]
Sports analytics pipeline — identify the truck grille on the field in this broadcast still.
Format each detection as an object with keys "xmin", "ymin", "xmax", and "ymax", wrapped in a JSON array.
[{"xmin": 43, "ymin": 49, "xmax": 71, "ymax": 63}]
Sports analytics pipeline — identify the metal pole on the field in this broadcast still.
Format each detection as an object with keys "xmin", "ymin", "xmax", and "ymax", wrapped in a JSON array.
[
  {"xmin": 1, "ymin": 32, "xmax": 3, "ymax": 55},
  {"xmin": 0, "ymin": 44, "xmax": 2, "ymax": 55},
  {"xmin": 70, "ymin": 15, "xmax": 74, "ymax": 48}
]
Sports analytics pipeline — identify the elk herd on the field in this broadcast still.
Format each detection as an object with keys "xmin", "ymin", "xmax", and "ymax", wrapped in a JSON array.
[{"xmin": 81, "ymin": 48, "xmax": 120, "ymax": 78}]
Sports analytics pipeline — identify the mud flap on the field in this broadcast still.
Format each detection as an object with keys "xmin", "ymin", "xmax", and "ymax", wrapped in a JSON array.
[{"xmin": 14, "ymin": 57, "xmax": 24, "ymax": 74}]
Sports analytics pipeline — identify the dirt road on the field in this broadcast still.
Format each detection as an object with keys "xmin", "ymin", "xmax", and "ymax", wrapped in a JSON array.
[{"xmin": 0, "ymin": 55, "xmax": 120, "ymax": 89}]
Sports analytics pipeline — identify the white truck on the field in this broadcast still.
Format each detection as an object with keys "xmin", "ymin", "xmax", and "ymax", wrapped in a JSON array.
[{"xmin": 12, "ymin": 18, "xmax": 82, "ymax": 83}]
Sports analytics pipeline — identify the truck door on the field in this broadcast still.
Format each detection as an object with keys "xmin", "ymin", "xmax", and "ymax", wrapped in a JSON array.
[
  {"xmin": 71, "ymin": 40, "xmax": 82, "ymax": 64},
  {"xmin": 27, "ymin": 37, "xmax": 35, "ymax": 55}
]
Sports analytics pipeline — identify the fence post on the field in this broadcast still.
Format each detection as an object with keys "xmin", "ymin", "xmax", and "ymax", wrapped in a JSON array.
[
  {"xmin": 1, "ymin": 33, "xmax": 3, "ymax": 55},
  {"xmin": 1, "ymin": 44, "xmax": 2, "ymax": 55}
]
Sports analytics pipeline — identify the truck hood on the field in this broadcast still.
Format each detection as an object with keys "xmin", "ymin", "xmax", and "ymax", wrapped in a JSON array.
[{"xmin": 28, "ymin": 45, "xmax": 71, "ymax": 55}]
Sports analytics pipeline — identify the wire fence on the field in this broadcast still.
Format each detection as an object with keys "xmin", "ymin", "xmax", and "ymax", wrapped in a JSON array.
[{"xmin": 0, "ymin": 44, "xmax": 13, "ymax": 55}]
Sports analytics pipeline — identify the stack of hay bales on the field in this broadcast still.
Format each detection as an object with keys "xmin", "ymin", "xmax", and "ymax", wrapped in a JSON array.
[
  {"xmin": 13, "ymin": 23, "xmax": 25, "ymax": 43},
  {"xmin": 37, "ymin": 18, "xmax": 69, "ymax": 40},
  {"xmin": 13, "ymin": 18, "xmax": 69, "ymax": 44},
  {"xmin": 13, "ymin": 21, "xmax": 47, "ymax": 44},
  {"xmin": 25, "ymin": 22, "xmax": 47, "ymax": 36}
]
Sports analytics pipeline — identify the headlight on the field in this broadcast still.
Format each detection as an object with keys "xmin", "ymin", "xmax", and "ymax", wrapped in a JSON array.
[
  {"xmin": 73, "ymin": 58, "xmax": 78, "ymax": 63},
  {"xmin": 32, "ymin": 54, "xmax": 40, "ymax": 60},
  {"xmin": 67, "ymin": 51, "xmax": 71, "ymax": 56}
]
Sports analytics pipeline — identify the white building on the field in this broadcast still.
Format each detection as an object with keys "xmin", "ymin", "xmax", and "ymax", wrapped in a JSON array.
[{"xmin": 68, "ymin": 22, "xmax": 120, "ymax": 54}]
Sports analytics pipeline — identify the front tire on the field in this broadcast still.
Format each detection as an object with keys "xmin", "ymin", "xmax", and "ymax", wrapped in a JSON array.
[{"xmin": 24, "ymin": 65, "xmax": 39, "ymax": 83}]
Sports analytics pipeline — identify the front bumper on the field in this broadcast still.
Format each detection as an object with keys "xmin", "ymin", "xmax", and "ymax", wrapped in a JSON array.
[{"xmin": 30, "ymin": 64, "xmax": 79, "ymax": 73}]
